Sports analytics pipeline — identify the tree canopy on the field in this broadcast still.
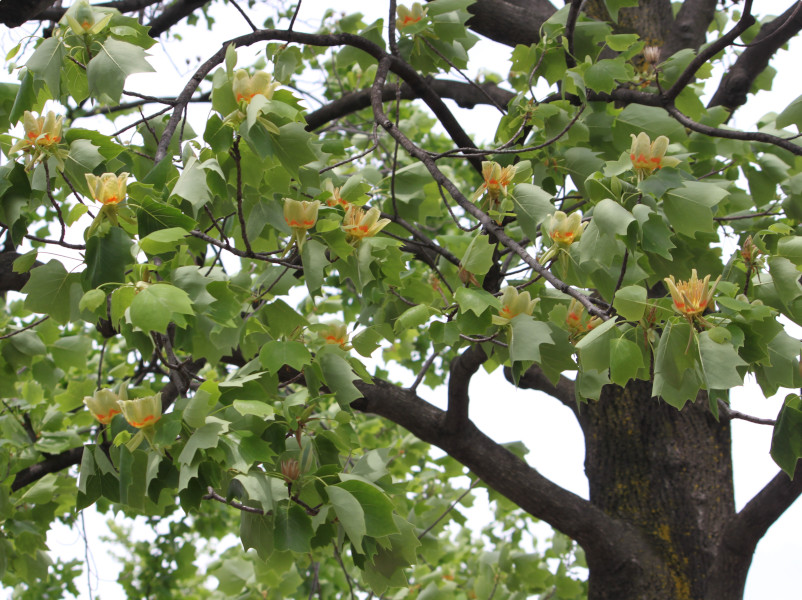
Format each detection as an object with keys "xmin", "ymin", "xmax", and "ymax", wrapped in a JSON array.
[{"xmin": 2, "ymin": 0, "xmax": 802, "ymax": 598}]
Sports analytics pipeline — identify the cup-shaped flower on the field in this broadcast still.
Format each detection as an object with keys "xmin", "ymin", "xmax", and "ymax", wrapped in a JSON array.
[
  {"xmin": 233, "ymin": 69, "xmax": 280, "ymax": 104},
  {"xmin": 10, "ymin": 111, "xmax": 64, "ymax": 158},
  {"xmin": 64, "ymin": 0, "xmax": 112, "ymax": 35},
  {"xmin": 396, "ymin": 2, "xmax": 427, "ymax": 29},
  {"xmin": 320, "ymin": 322, "xmax": 349, "ymax": 348},
  {"xmin": 545, "ymin": 210, "xmax": 585, "ymax": 248},
  {"xmin": 342, "ymin": 205, "xmax": 391, "ymax": 244},
  {"xmin": 471, "ymin": 161, "xmax": 517, "ymax": 204},
  {"xmin": 664, "ymin": 269, "xmax": 721, "ymax": 318},
  {"xmin": 118, "ymin": 393, "xmax": 162, "ymax": 429},
  {"xmin": 85, "ymin": 172, "xmax": 128, "ymax": 206},
  {"xmin": 325, "ymin": 183, "xmax": 348, "ymax": 208},
  {"xmin": 284, "ymin": 198, "xmax": 319, "ymax": 250},
  {"xmin": 83, "ymin": 388, "xmax": 121, "ymax": 425},
  {"xmin": 492, "ymin": 286, "xmax": 538, "ymax": 325},
  {"xmin": 565, "ymin": 298, "xmax": 601, "ymax": 336},
  {"xmin": 629, "ymin": 132, "xmax": 680, "ymax": 179}
]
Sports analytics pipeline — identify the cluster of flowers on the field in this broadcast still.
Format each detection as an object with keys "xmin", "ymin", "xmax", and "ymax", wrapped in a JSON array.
[{"xmin": 83, "ymin": 387, "xmax": 161, "ymax": 429}]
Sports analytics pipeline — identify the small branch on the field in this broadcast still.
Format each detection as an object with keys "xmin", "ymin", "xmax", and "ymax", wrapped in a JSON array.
[
  {"xmin": 0, "ymin": 317, "xmax": 49, "ymax": 340},
  {"xmin": 43, "ymin": 160, "xmax": 67, "ymax": 243},
  {"xmin": 230, "ymin": 136, "xmax": 253, "ymax": 256},
  {"xmin": 717, "ymin": 399, "xmax": 776, "ymax": 426},
  {"xmin": 203, "ymin": 486, "xmax": 265, "ymax": 514},
  {"xmin": 228, "ymin": 0, "xmax": 257, "ymax": 32},
  {"xmin": 564, "ymin": 0, "xmax": 582, "ymax": 69},
  {"xmin": 408, "ymin": 350, "xmax": 441, "ymax": 393},
  {"xmin": 417, "ymin": 478, "xmax": 479, "ymax": 539}
]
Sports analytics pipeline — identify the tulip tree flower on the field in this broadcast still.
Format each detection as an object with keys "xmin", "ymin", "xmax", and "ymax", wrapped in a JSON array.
[
  {"xmin": 118, "ymin": 393, "xmax": 162, "ymax": 429},
  {"xmin": 664, "ymin": 269, "xmax": 721, "ymax": 319},
  {"xmin": 629, "ymin": 132, "xmax": 680, "ymax": 180},
  {"xmin": 284, "ymin": 198, "xmax": 320, "ymax": 251},
  {"xmin": 324, "ymin": 181, "xmax": 348, "ymax": 208},
  {"xmin": 83, "ymin": 388, "xmax": 121, "ymax": 425},
  {"xmin": 86, "ymin": 172, "xmax": 128, "ymax": 206},
  {"xmin": 9, "ymin": 111, "xmax": 66, "ymax": 169},
  {"xmin": 396, "ymin": 3, "xmax": 427, "ymax": 30},
  {"xmin": 232, "ymin": 69, "xmax": 280, "ymax": 105},
  {"xmin": 565, "ymin": 298, "xmax": 601, "ymax": 339},
  {"xmin": 320, "ymin": 322, "xmax": 349, "ymax": 348},
  {"xmin": 492, "ymin": 286, "xmax": 538, "ymax": 326},
  {"xmin": 64, "ymin": 0, "xmax": 113, "ymax": 35},
  {"xmin": 471, "ymin": 161, "xmax": 517, "ymax": 217},
  {"xmin": 342, "ymin": 205, "xmax": 391, "ymax": 244}
]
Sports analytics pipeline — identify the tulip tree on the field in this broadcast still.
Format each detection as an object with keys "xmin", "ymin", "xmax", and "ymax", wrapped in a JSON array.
[{"xmin": 2, "ymin": 0, "xmax": 802, "ymax": 598}]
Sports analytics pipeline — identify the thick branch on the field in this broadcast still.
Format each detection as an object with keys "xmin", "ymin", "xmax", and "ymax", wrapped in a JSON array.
[
  {"xmin": 504, "ymin": 363, "xmax": 577, "ymax": 410},
  {"xmin": 663, "ymin": 0, "xmax": 719, "ymax": 57},
  {"xmin": 445, "ymin": 345, "xmax": 487, "ymax": 432},
  {"xmin": 148, "ymin": 0, "xmax": 210, "ymax": 38},
  {"xmin": 460, "ymin": 0, "xmax": 556, "ymax": 47},
  {"xmin": 709, "ymin": 1, "xmax": 802, "ymax": 111},
  {"xmin": 305, "ymin": 79, "xmax": 515, "ymax": 132},
  {"xmin": 37, "ymin": 0, "xmax": 163, "ymax": 22},
  {"xmin": 350, "ymin": 377, "xmax": 638, "ymax": 568},
  {"xmin": 0, "ymin": 0, "xmax": 57, "ymax": 26},
  {"xmin": 0, "ymin": 251, "xmax": 37, "ymax": 294},
  {"xmin": 705, "ymin": 460, "xmax": 802, "ymax": 600}
]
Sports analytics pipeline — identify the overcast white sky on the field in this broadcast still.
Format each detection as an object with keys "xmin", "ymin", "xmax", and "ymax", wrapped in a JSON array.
[{"xmin": 3, "ymin": 1, "xmax": 802, "ymax": 598}]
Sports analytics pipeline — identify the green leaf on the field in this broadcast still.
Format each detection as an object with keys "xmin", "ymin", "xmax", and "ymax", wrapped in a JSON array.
[
  {"xmin": 592, "ymin": 198, "xmax": 635, "ymax": 237},
  {"xmin": 613, "ymin": 285, "xmax": 648, "ymax": 322},
  {"xmin": 21, "ymin": 261, "xmax": 83, "ymax": 324},
  {"xmin": 511, "ymin": 184, "xmax": 554, "ymax": 240},
  {"xmin": 663, "ymin": 182, "xmax": 728, "ymax": 238},
  {"xmin": 460, "ymin": 233, "xmax": 495, "ymax": 275},
  {"xmin": 697, "ymin": 331, "xmax": 747, "ymax": 390},
  {"xmin": 776, "ymin": 93, "xmax": 802, "ymax": 130},
  {"xmin": 394, "ymin": 304, "xmax": 434, "ymax": 334},
  {"xmin": 274, "ymin": 503, "xmax": 313, "ymax": 553},
  {"xmin": 83, "ymin": 227, "xmax": 133, "ymax": 289},
  {"xmin": 326, "ymin": 485, "xmax": 367, "ymax": 552},
  {"xmin": 575, "ymin": 317, "xmax": 619, "ymax": 371},
  {"xmin": 584, "ymin": 58, "xmax": 631, "ymax": 94},
  {"xmin": 335, "ymin": 479, "xmax": 398, "ymax": 538},
  {"xmin": 771, "ymin": 394, "xmax": 802, "ymax": 478},
  {"xmin": 509, "ymin": 316, "xmax": 553, "ymax": 363},
  {"xmin": 301, "ymin": 239, "xmax": 328, "ymax": 295},
  {"xmin": 138, "ymin": 227, "xmax": 189, "ymax": 254},
  {"xmin": 259, "ymin": 341, "xmax": 312, "ymax": 375},
  {"xmin": 603, "ymin": 0, "xmax": 639, "ymax": 22},
  {"xmin": 87, "ymin": 38, "xmax": 155, "ymax": 104},
  {"xmin": 26, "ymin": 37, "xmax": 64, "ymax": 96},
  {"xmin": 171, "ymin": 156, "xmax": 211, "ymax": 216},
  {"xmin": 609, "ymin": 337, "xmax": 645, "ymax": 386},
  {"xmin": 605, "ymin": 33, "xmax": 641, "ymax": 51},
  {"xmin": 129, "ymin": 283, "xmax": 194, "ymax": 333},
  {"xmin": 134, "ymin": 195, "xmax": 197, "ymax": 237},
  {"xmin": 240, "ymin": 512, "xmax": 274, "ymax": 560},
  {"xmin": 318, "ymin": 352, "xmax": 362, "ymax": 408},
  {"xmin": 455, "ymin": 287, "xmax": 501, "ymax": 316},
  {"xmin": 232, "ymin": 399, "xmax": 275, "ymax": 419}
]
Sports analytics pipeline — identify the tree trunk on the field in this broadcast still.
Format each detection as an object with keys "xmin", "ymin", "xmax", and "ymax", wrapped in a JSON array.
[{"xmin": 578, "ymin": 380, "xmax": 735, "ymax": 599}]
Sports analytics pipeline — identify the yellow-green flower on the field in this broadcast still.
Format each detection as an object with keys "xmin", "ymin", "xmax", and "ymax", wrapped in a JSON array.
[
  {"xmin": 664, "ymin": 269, "xmax": 721, "ymax": 317},
  {"xmin": 471, "ymin": 161, "xmax": 517, "ymax": 204},
  {"xmin": 565, "ymin": 298, "xmax": 601, "ymax": 337},
  {"xmin": 545, "ymin": 210, "xmax": 585, "ymax": 248},
  {"xmin": 342, "ymin": 205, "xmax": 391, "ymax": 244},
  {"xmin": 320, "ymin": 322, "xmax": 349, "ymax": 348},
  {"xmin": 64, "ymin": 0, "xmax": 113, "ymax": 35},
  {"xmin": 492, "ymin": 286, "xmax": 538, "ymax": 325},
  {"xmin": 629, "ymin": 132, "xmax": 680, "ymax": 179},
  {"xmin": 396, "ymin": 3, "xmax": 427, "ymax": 29},
  {"xmin": 324, "ymin": 181, "xmax": 348, "ymax": 208},
  {"xmin": 85, "ymin": 172, "xmax": 128, "ymax": 206},
  {"xmin": 118, "ymin": 393, "xmax": 162, "ymax": 429},
  {"xmin": 9, "ymin": 111, "xmax": 64, "ymax": 163},
  {"xmin": 232, "ymin": 69, "xmax": 280, "ymax": 104},
  {"xmin": 83, "ymin": 388, "xmax": 121, "ymax": 425},
  {"xmin": 284, "ymin": 198, "xmax": 320, "ymax": 250}
]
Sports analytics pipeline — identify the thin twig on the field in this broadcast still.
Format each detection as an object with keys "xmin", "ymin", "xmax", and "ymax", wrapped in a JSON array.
[
  {"xmin": 229, "ymin": 0, "xmax": 257, "ymax": 31},
  {"xmin": 96, "ymin": 338, "xmax": 108, "ymax": 390},
  {"xmin": 418, "ymin": 479, "xmax": 479, "ymax": 539},
  {"xmin": 332, "ymin": 542, "xmax": 357, "ymax": 600},
  {"xmin": 0, "ymin": 317, "xmax": 50, "ymax": 340},
  {"xmin": 43, "ymin": 160, "xmax": 67, "ymax": 242},
  {"xmin": 203, "ymin": 486, "xmax": 265, "ymax": 513},
  {"xmin": 718, "ymin": 399, "xmax": 776, "ymax": 426},
  {"xmin": 408, "ymin": 350, "xmax": 441, "ymax": 392},
  {"xmin": 231, "ymin": 136, "xmax": 253, "ymax": 256}
]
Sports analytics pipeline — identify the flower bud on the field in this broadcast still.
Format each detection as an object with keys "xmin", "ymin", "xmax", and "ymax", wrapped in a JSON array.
[
  {"xmin": 545, "ymin": 211, "xmax": 586, "ymax": 248},
  {"xmin": 281, "ymin": 458, "xmax": 301, "ymax": 483}
]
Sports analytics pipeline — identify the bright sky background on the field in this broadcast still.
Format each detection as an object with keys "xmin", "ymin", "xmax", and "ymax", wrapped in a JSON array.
[{"xmin": 2, "ymin": 1, "xmax": 802, "ymax": 598}]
